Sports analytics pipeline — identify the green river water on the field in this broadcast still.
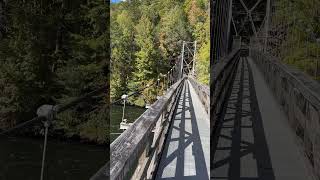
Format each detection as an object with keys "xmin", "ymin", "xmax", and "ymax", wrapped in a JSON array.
[
  {"xmin": 0, "ymin": 105, "xmax": 144, "ymax": 180},
  {"xmin": 110, "ymin": 105, "xmax": 146, "ymax": 142},
  {"xmin": 0, "ymin": 136, "xmax": 106, "ymax": 180}
]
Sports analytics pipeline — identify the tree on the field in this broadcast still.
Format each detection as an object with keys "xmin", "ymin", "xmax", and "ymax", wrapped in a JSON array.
[
  {"xmin": 134, "ymin": 16, "xmax": 158, "ymax": 84},
  {"xmin": 110, "ymin": 0, "xmax": 210, "ymax": 104},
  {"xmin": 0, "ymin": 0, "xmax": 109, "ymax": 144},
  {"xmin": 184, "ymin": 0, "xmax": 210, "ymax": 84},
  {"xmin": 158, "ymin": 6, "xmax": 191, "ymax": 60},
  {"xmin": 110, "ymin": 9, "xmax": 135, "ymax": 100}
]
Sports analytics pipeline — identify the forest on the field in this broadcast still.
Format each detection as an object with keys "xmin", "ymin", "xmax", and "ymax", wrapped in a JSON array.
[
  {"xmin": 0, "ymin": 0, "xmax": 109, "ymax": 144},
  {"xmin": 110, "ymin": 0, "xmax": 210, "ymax": 106},
  {"xmin": 272, "ymin": 0, "xmax": 320, "ymax": 80}
]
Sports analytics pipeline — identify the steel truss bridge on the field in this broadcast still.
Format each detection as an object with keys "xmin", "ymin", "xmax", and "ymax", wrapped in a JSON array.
[
  {"xmin": 211, "ymin": 0, "xmax": 320, "ymax": 180},
  {"xmin": 1, "ymin": 0, "xmax": 319, "ymax": 179}
]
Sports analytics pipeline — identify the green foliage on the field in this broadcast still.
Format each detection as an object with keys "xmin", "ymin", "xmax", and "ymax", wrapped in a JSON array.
[
  {"xmin": 0, "ymin": 0, "xmax": 109, "ymax": 144},
  {"xmin": 134, "ymin": 15, "xmax": 158, "ymax": 84},
  {"xmin": 79, "ymin": 105, "xmax": 109, "ymax": 144},
  {"xmin": 197, "ymin": 41, "xmax": 210, "ymax": 84},
  {"xmin": 273, "ymin": 0, "xmax": 320, "ymax": 80},
  {"xmin": 184, "ymin": 0, "xmax": 210, "ymax": 85},
  {"xmin": 111, "ymin": 0, "xmax": 210, "ymax": 105},
  {"xmin": 158, "ymin": 6, "xmax": 191, "ymax": 59},
  {"xmin": 110, "ymin": 9, "xmax": 135, "ymax": 99}
]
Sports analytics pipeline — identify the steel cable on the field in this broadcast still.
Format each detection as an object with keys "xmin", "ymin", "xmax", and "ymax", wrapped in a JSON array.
[
  {"xmin": 0, "ymin": 85, "xmax": 108, "ymax": 136},
  {"xmin": 110, "ymin": 63, "xmax": 180, "ymax": 105}
]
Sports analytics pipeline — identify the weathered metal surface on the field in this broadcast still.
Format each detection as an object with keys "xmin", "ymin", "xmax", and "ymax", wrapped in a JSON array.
[
  {"xmin": 250, "ymin": 48, "xmax": 320, "ymax": 179},
  {"xmin": 188, "ymin": 77, "xmax": 210, "ymax": 115},
  {"xmin": 104, "ymin": 78, "xmax": 185, "ymax": 180}
]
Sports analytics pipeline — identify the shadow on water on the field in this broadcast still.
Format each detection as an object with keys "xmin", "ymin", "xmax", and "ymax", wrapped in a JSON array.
[
  {"xmin": 0, "ymin": 136, "xmax": 106, "ymax": 180},
  {"xmin": 211, "ymin": 58, "xmax": 275, "ymax": 180},
  {"xmin": 155, "ymin": 82, "xmax": 209, "ymax": 180}
]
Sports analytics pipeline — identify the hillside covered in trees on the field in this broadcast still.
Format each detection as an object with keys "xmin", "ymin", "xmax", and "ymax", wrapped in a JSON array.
[
  {"xmin": 271, "ymin": 0, "xmax": 320, "ymax": 80},
  {"xmin": 111, "ymin": 0, "xmax": 210, "ymax": 106},
  {"xmin": 0, "ymin": 0, "xmax": 109, "ymax": 144}
]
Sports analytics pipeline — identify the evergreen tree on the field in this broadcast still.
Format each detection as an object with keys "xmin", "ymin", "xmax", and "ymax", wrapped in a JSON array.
[
  {"xmin": 0, "ymin": 0, "xmax": 109, "ymax": 143},
  {"xmin": 134, "ymin": 15, "xmax": 157, "ymax": 85},
  {"xmin": 158, "ymin": 6, "xmax": 191, "ymax": 59},
  {"xmin": 110, "ymin": 0, "xmax": 210, "ymax": 105},
  {"xmin": 110, "ymin": 9, "xmax": 135, "ymax": 100}
]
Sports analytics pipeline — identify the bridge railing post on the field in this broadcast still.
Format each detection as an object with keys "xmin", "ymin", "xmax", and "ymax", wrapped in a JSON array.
[{"xmin": 36, "ymin": 104, "xmax": 58, "ymax": 180}]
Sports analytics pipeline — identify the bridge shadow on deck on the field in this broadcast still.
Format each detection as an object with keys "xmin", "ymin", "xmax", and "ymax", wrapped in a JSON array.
[
  {"xmin": 211, "ymin": 58, "xmax": 275, "ymax": 180},
  {"xmin": 155, "ymin": 82, "xmax": 209, "ymax": 180}
]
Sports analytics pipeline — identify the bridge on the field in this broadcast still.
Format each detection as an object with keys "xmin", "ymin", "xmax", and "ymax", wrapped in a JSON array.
[
  {"xmin": 211, "ymin": 49, "xmax": 319, "ymax": 180},
  {"xmin": 106, "ymin": 76, "xmax": 210, "ymax": 180},
  {"xmin": 98, "ymin": 45, "xmax": 319, "ymax": 180},
  {"xmin": 95, "ymin": 0, "xmax": 319, "ymax": 179},
  {"xmin": 90, "ymin": 40, "xmax": 211, "ymax": 180},
  {"xmin": 1, "ymin": 0, "xmax": 319, "ymax": 179},
  {"xmin": 210, "ymin": 0, "xmax": 320, "ymax": 180}
]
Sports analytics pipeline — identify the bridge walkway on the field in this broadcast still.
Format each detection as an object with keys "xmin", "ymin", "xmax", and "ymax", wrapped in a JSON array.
[
  {"xmin": 155, "ymin": 79, "xmax": 210, "ymax": 180},
  {"xmin": 211, "ymin": 57, "xmax": 315, "ymax": 180}
]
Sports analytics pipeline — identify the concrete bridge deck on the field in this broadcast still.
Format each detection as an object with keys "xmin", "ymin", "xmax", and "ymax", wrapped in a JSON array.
[
  {"xmin": 211, "ymin": 57, "xmax": 315, "ymax": 180},
  {"xmin": 155, "ymin": 80, "xmax": 210, "ymax": 180}
]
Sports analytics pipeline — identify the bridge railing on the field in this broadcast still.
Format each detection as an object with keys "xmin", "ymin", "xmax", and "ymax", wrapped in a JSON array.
[
  {"xmin": 188, "ymin": 76, "xmax": 209, "ymax": 115},
  {"xmin": 106, "ymin": 77, "xmax": 185, "ymax": 180},
  {"xmin": 250, "ymin": 47, "xmax": 320, "ymax": 179},
  {"xmin": 211, "ymin": 48, "xmax": 241, "ymax": 134}
]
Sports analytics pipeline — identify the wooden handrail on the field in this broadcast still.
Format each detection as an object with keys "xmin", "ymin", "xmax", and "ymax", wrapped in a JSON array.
[{"xmin": 91, "ymin": 77, "xmax": 185, "ymax": 180}]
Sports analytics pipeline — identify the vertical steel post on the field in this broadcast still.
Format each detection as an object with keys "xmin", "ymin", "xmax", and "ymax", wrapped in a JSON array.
[
  {"xmin": 157, "ymin": 78, "xmax": 160, "ymax": 98},
  {"xmin": 167, "ymin": 72, "xmax": 170, "ymax": 88},
  {"xmin": 37, "ymin": 105, "xmax": 55, "ymax": 180},
  {"xmin": 227, "ymin": 0, "xmax": 233, "ymax": 50},
  {"xmin": 40, "ymin": 123, "xmax": 49, "ymax": 180},
  {"xmin": 265, "ymin": 0, "xmax": 271, "ymax": 52},
  {"xmin": 180, "ymin": 41, "xmax": 185, "ymax": 79},
  {"xmin": 121, "ymin": 98, "xmax": 126, "ymax": 122},
  {"xmin": 163, "ymin": 75, "xmax": 166, "ymax": 93},
  {"xmin": 192, "ymin": 41, "xmax": 197, "ymax": 76}
]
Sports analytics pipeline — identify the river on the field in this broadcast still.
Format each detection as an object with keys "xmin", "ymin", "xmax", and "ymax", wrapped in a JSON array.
[
  {"xmin": 0, "ymin": 105, "xmax": 145, "ymax": 180},
  {"xmin": 110, "ymin": 105, "xmax": 146, "ymax": 142},
  {"xmin": 0, "ymin": 136, "xmax": 106, "ymax": 180}
]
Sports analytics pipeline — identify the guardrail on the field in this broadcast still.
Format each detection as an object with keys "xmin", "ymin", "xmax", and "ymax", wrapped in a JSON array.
[
  {"xmin": 250, "ymin": 47, "xmax": 320, "ymax": 179},
  {"xmin": 188, "ymin": 77, "xmax": 209, "ymax": 115},
  {"xmin": 93, "ymin": 77, "xmax": 185, "ymax": 180},
  {"xmin": 211, "ymin": 49, "xmax": 241, "ymax": 135}
]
